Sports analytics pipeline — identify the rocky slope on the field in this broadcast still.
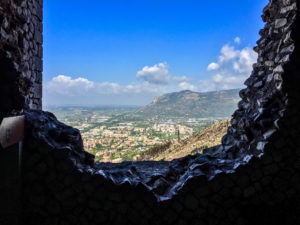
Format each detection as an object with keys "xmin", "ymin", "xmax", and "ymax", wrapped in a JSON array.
[
  {"xmin": 138, "ymin": 89, "xmax": 240, "ymax": 117},
  {"xmin": 140, "ymin": 119, "xmax": 230, "ymax": 161}
]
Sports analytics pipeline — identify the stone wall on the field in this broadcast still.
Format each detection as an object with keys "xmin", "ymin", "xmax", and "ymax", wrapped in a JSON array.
[
  {"xmin": 0, "ymin": 0, "xmax": 43, "ymax": 118},
  {"xmin": 2, "ymin": 0, "xmax": 300, "ymax": 224}
]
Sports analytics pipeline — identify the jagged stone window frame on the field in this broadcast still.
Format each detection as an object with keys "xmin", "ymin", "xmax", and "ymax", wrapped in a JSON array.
[{"xmin": 1, "ymin": 0, "xmax": 300, "ymax": 224}]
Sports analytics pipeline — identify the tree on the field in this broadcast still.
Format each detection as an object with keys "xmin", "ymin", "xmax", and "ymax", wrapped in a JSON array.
[{"xmin": 95, "ymin": 143, "xmax": 104, "ymax": 150}]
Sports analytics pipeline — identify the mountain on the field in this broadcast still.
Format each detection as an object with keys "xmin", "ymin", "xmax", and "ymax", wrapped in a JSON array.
[
  {"xmin": 139, "ymin": 119, "xmax": 230, "ymax": 161},
  {"xmin": 138, "ymin": 89, "xmax": 240, "ymax": 117}
]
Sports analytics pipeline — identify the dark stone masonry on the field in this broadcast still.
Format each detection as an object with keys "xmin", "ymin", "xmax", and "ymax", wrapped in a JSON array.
[
  {"xmin": 1, "ymin": 0, "xmax": 300, "ymax": 224},
  {"xmin": 0, "ymin": 0, "xmax": 43, "ymax": 118}
]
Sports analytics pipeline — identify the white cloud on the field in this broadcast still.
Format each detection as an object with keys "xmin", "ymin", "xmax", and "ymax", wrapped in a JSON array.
[
  {"xmin": 212, "ymin": 74, "xmax": 223, "ymax": 83},
  {"xmin": 207, "ymin": 62, "xmax": 220, "ymax": 71},
  {"xmin": 233, "ymin": 47, "xmax": 257, "ymax": 73},
  {"xmin": 197, "ymin": 73, "xmax": 248, "ymax": 92},
  {"xmin": 219, "ymin": 45, "xmax": 240, "ymax": 63},
  {"xmin": 204, "ymin": 42, "xmax": 257, "ymax": 91},
  {"xmin": 178, "ymin": 82, "xmax": 197, "ymax": 91},
  {"xmin": 45, "ymin": 75, "xmax": 156, "ymax": 96},
  {"xmin": 212, "ymin": 73, "xmax": 247, "ymax": 86},
  {"xmin": 136, "ymin": 62, "xmax": 170, "ymax": 85},
  {"xmin": 96, "ymin": 82, "xmax": 123, "ymax": 94},
  {"xmin": 234, "ymin": 37, "xmax": 241, "ymax": 44},
  {"xmin": 45, "ymin": 75, "xmax": 95, "ymax": 96}
]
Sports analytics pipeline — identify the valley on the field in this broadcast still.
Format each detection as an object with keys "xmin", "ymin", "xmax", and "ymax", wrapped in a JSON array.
[{"xmin": 47, "ymin": 89, "xmax": 239, "ymax": 162}]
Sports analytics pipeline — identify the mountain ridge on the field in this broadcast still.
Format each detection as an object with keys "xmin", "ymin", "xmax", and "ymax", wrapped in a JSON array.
[{"xmin": 138, "ymin": 89, "xmax": 240, "ymax": 117}]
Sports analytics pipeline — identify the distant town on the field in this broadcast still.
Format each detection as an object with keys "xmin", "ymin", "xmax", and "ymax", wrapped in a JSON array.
[{"xmin": 48, "ymin": 106, "xmax": 226, "ymax": 163}]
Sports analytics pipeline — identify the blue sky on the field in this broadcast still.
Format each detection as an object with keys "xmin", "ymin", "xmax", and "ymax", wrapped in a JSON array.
[{"xmin": 43, "ymin": 0, "xmax": 268, "ymax": 106}]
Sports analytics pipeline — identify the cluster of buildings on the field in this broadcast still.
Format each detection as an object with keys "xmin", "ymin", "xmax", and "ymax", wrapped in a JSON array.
[
  {"xmin": 153, "ymin": 124, "xmax": 193, "ymax": 136},
  {"xmin": 79, "ymin": 123, "xmax": 194, "ymax": 162}
]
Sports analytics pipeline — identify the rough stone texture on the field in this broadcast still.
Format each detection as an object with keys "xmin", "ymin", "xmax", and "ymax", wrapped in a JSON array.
[
  {"xmin": 2, "ymin": 0, "xmax": 300, "ymax": 224},
  {"xmin": 0, "ymin": 0, "xmax": 43, "ymax": 118}
]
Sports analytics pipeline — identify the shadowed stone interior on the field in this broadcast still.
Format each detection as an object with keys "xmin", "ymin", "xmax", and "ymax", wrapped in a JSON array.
[{"xmin": 1, "ymin": 0, "xmax": 300, "ymax": 225}]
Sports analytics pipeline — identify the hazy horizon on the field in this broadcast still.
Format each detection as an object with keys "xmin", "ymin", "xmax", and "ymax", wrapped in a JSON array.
[{"xmin": 44, "ymin": 88, "xmax": 241, "ymax": 109}]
